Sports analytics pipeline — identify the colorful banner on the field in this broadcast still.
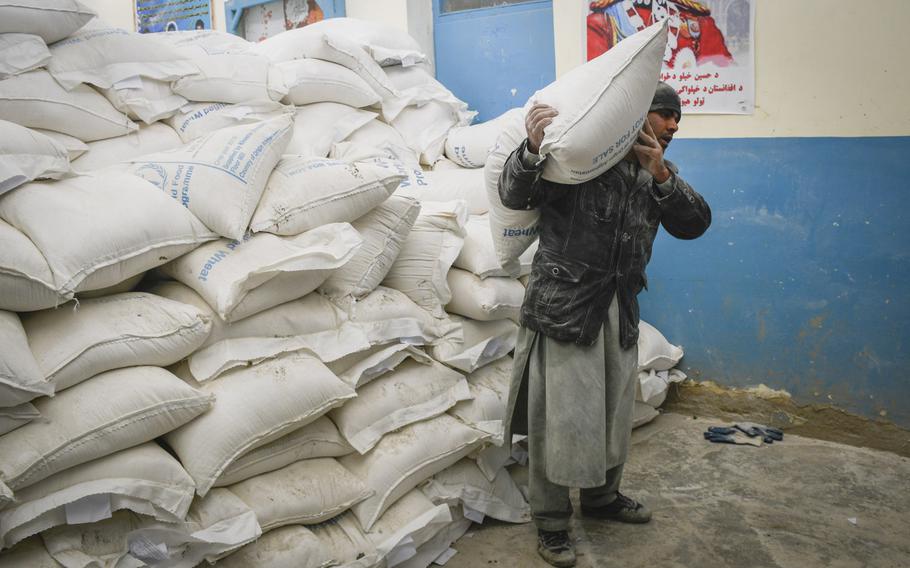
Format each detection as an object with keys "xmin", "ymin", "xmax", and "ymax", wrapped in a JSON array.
[
  {"xmin": 587, "ymin": 0, "xmax": 754, "ymax": 114},
  {"xmin": 135, "ymin": 0, "xmax": 213, "ymax": 33}
]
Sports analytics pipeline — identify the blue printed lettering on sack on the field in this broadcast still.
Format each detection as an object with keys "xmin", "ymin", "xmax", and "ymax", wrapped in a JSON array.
[
  {"xmin": 591, "ymin": 115, "xmax": 646, "ymax": 166},
  {"xmin": 197, "ymin": 235, "xmax": 250, "ymax": 282},
  {"xmin": 502, "ymin": 226, "xmax": 539, "ymax": 237},
  {"xmin": 177, "ymin": 103, "xmax": 228, "ymax": 134}
]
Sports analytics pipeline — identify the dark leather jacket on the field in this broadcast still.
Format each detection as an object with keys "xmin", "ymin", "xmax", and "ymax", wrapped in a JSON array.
[{"xmin": 498, "ymin": 139, "xmax": 711, "ymax": 348}]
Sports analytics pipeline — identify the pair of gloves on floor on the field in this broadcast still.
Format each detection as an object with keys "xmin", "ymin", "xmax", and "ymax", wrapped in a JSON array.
[{"xmin": 703, "ymin": 422, "xmax": 784, "ymax": 446}]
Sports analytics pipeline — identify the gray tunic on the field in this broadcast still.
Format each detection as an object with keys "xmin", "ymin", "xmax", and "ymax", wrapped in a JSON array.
[{"xmin": 504, "ymin": 294, "xmax": 638, "ymax": 488}]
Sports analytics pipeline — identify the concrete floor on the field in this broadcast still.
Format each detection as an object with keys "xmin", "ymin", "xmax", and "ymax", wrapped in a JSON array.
[{"xmin": 443, "ymin": 413, "xmax": 910, "ymax": 568}]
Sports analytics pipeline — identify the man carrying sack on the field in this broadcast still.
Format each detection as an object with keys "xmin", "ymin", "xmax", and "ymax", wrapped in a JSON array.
[{"xmin": 498, "ymin": 82, "xmax": 711, "ymax": 567}]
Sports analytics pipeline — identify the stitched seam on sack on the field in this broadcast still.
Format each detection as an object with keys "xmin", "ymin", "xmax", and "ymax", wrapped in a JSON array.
[
  {"xmin": 355, "ymin": 204, "xmax": 418, "ymax": 291},
  {"xmin": 1, "ymin": 96, "xmax": 133, "ymax": 127},
  {"xmin": 12, "ymin": 397, "xmax": 212, "ymax": 489},
  {"xmin": 199, "ymin": 392, "xmax": 355, "ymax": 495},
  {"xmin": 59, "ymin": 235, "xmax": 213, "ymax": 292},
  {"xmin": 262, "ymin": 182, "xmax": 385, "ymax": 228},
  {"xmin": 549, "ymin": 34, "xmax": 660, "ymax": 147},
  {"xmin": 46, "ymin": 320, "xmax": 208, "ymax": 377},
  {"xmin": 366, "ymin": 435, "xmax": 484, "ymax": 527},
  {"xmin": 260, "ymin": 494, "xmax": 367, "ymax": 531},
  {"xmin": 224, "ymin": 439, "xmax": 343, "ymax": 477}
]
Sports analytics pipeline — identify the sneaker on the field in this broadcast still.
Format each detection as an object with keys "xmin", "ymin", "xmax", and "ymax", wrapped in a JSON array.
[
  {"xmin": 537, "ymin": 529, "xmax": 576, "ymax": 567},
  {"xmin": 581, "ymin": 492, "xmax": 652, "ymax": 523}
]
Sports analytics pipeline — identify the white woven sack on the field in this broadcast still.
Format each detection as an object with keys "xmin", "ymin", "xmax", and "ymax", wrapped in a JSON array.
[
  {"xmin": 633, "ymin": 400, "xmax": 659, "ymax": 428},
  {"xmin": 0, "ymin": 481, "xmax": 10, "ymax": 511},
  {"xmin": 251, "ymin": 157, "xmax": 405, "ymax": 236},
  {"xmin": 0, "ymin": 120, "xmax": 69, "ymax": 195},
  {"xmin": 279, "ymin": 58, "xmax": 381, "ymax": 107},
  {"xmin": 484, "ymin": 107, "xmax": 537, "ymax": 276},
  {"xmin": 0, "ymin": 537, "xmax": 58, "ymax": 567},
  {"xmin": 299, "ymin": 18, "xmax": 427, "ymax": 67},
  {"xmin": 157, "ymin": 223, "xmax": 362, "ymax": 322},
  {"xmin": 382, "ymin": 65, "xmax": 474, "ymax": 125},
  {"xmin": 217, "ymin": 525, "xmax": 330, "ymax": 568},
  {"xmin": 331, "ymin": 286, "xmax": 457, "ymax": 348},
  {"xmin": 46, "ymin": 22, "xmax": 197, "ymax": 90},
  {"xmin": 0, "ymin": 69, "xmax": 136, "ymax": 141},
  {"xmin": 364, "ymin": 489, "xmax": 453, "ymax": 563},
  {"xmin": 256, "ymin": 29, "xmax": 397, "ymax": 100},
  {"xmin": 157, "ymin": 29, "xmax": 255, "ymax": 56},
  {"xmin": 42, "ymin": 493, "xmax": 260, "ymax": 568},
  {"xmin": 71, "ymin": 122, "xmax": 182, "ymax": 172},
  {"xmin": 76, "ymin": 272, "xmax": 144, "ymax": 300},
  {"xmin": 430, "ymin": 316, "xmax": 518, "ymax": 373},
  {"xmin": 445, "ymin": 268, "xmax": 524, "ymax": 322},
  {"xmin": 0, "ymin": 219, "xmax": 65, "ymax": 312},
  {"xmin": 638, "ymin": 320, "xmax": 684, "ymax": 371},
  {"xmin": 172, "ymin": 53, "xmax": 288, "ymax": 104},
  {"xmin": 397, "ymin": 512, "xmax": 472, "ymax": 568},
  {"xmin": 637, "ymin": 368, "xmax": 686, "ymax": 408},
  {"xmin": 309, "ymin": 493, "xmax": 451, "ymax": 568},
  {"xmin": 330, "ymin": 358, "xmax": 472, "ymax": 454},
  {"xmin": 308, "ymin": 512, "xmax": 378, "ymax": 567},
  {"xmin": 215, "ymin": 416, "xmax": 353, "ymax": 487},
  {"xmin": 391, "ymin": 101, "xmax": 471, "ymax": 166},
  {"xmin": 455, "ymin": 214, "xmax": 537, "ymax": 278},
  {"xmin": 164, "ymin": 352, "xmax": 355, "ymax": 497},
  {"xmin": 0, "ymin": 33, "xmax": 50, "ymax": 79},
  {"xmin": 328, "ymin": 343, "xmax": 432, "ymax": 390},
  {"xmin": 179, "ymin": 292, "xmax": 369, "ymax": 383},
  {"xmin": 397, "ymin": 167, "xmax": 489, "ymax": 215},
  {"xmin": 334, "ymin": 119, "xmax": 420, "ymax": 167},
  {"xmin": 0, "ymin": 172, "xmax": 217, "ymax": 296},
  {"xmin": 449, "ymin": 355, "xmax": 513, "ymax": 442},
  {"xmin": 433, "ymin": 156, "xmax": 462, "ymax": 170},
  {"xmin": 166, "ymin": 100, "xmax": 292, "ymax": 143},
  {"xmin": 32, "ymin": 130, "xmax": 88, "ymax": 161},
  {"xmin": 229, "ymin": 458, "xmax": 371, "ymax": 530},
  {"xmin": 381, "ymin": 200, "xmax": 468, "ymax": 318},
  {"xmin": 0, "ymin": 443, "xmax": 195, "ymax": 549},
  {"xmin": 99, "ymin": 77, "xmax": 187, "ymax": 125},
  {"xmin": 127, "ymin": 116, "xmax": 292, "ymax": 240},
  {"xmin": 444, "ymin": 108, "xmax": 523, "ymax": 168},
  {"xmin": 319, "ymin": 195, "xmax": 421, "ymax": 299},
  {"xmin": 136, "ymin": 489, "xmax": 262, "ymax": 566},
  {"xmin": 22, "ymin": 292, "xmax": 212, "ymax": 392},
  {"xmin": 0, "ymin": 402, "xmax": 39, "ymax": 435},
  {"xmin": 534, "ymin": 20, "xmax": 667, "ymax": 183},
  {"xmin": 0, "ymin": 0, "xmax": 94, "ymax": 44},
  {"xmin": 340, "ymin": 414, "xmax": 488, "ymax": 530},
  {"xmin": 0, "ymin": 366, "xmax": 212, "ymax": 492},
  {"xmin": 422, "ymin": 458, "xmax": 530, "ymax": 523},
  {"xmin": 286, "ymin": 102, "xmax": 376, "ymax": 158}
]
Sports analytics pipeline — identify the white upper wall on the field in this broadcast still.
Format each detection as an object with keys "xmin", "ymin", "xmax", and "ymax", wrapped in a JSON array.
[
  {"xmin": 79, "ymin": 0, "xmax": 229, "ymax": 31},
  {"xmin": 554, "ymin": 0, "xmax": 910, "ymax": 138},
  {"xmin": 79, "ymin": 0, "xmax": 908, "ymax": 138}
]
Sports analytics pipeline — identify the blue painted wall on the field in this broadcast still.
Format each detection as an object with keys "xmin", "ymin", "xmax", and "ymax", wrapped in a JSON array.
[
  {"xmin": 433, "ymin": 1, "xmax": 555, "ymax": 122},
  {"xmin": 640, "ymin": 137, "xmax": 910, "ymax": 428}
]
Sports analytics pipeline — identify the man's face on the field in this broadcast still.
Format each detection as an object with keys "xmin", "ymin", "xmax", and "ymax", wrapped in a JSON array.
[{"xmin": 647, "ymin": 109, "xmax": 680, "ymax": 150}]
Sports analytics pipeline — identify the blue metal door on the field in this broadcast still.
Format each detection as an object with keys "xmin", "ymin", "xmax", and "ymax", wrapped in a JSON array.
[{"xmin": 433, "ymin": 0, "xmax": 555, "ymax": 123}]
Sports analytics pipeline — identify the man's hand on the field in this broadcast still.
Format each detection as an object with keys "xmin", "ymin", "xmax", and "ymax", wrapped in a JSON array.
[
  {"xmin": 632, "ymin": 120, "xmax": 671, "ymax": 183},
  {"xmin": 525, "ymin": 103, "xmax": 558, "ymax": 155}
]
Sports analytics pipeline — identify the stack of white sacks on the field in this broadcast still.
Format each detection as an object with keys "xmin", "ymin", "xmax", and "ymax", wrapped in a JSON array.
[{"xmin": 0, "ymin": 3, "xmax": 685, "ymax": 566}]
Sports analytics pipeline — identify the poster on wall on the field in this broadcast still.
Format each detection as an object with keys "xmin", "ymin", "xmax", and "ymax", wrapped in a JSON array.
[
  {"xmin": 135, "ymin": 0, "xmax": 213, "ymax": 33},
  {"xmin": 241, "ymin": 0, "xmax": 325, "ymax": 42},
  {"xmin": 587, "ymin": 0, "xmax": 754, "ymax": 114}
]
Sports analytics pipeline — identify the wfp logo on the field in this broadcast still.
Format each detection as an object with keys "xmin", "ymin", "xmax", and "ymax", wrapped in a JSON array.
[{"xmin": 133, "ymin": 163, "xmax": 168, "ymax": 192}]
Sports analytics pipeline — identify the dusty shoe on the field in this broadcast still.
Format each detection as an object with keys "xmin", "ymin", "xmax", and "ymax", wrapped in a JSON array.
[
  {"xmin": 581, "ymin": 492, "xmax": 652, "ymax": 523},
  {"xmin": 537, "ymin": 529, "xmax": 576, "ymax": 567}
]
